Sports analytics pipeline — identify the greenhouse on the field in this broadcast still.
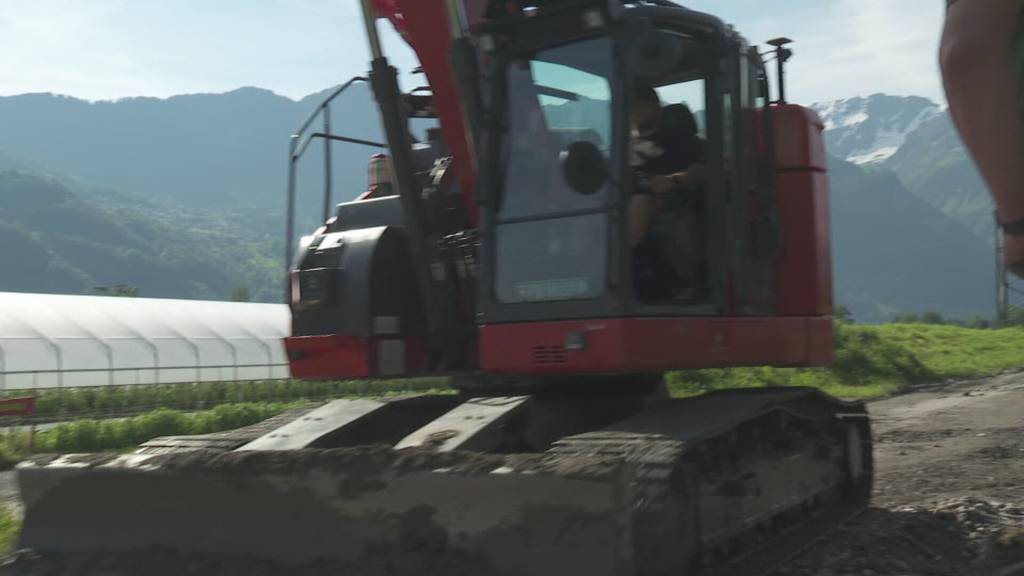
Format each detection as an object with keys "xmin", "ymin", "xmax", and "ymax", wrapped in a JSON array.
[{"xmin": 0, "ymin": 292, "xmax": 290, "ymax": 391}]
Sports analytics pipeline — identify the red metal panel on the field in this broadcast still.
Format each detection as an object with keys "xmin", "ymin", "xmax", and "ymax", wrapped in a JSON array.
[
  {"xmin": 621, "ymin": 318, "xmax": 811, "ymax": 368},
  {"xmin": 774, "ymin": 170, "xmax": 833, "ymax": 316},
  {"xmin": 757, "ymin": 104, "xmax": 827, "ymax": 172},
  {"xmin": 805, "ymin": 316, "xmax": 835, "ymax": 365},
  {"xmin": 479, "ymin": 317, "xmax": 833, "ymax": 375},
  {"xmin": 751, "ymin": 104, "xmax": 832, "ymax": 316},
  {"xmin": 391, "ymin": 0, "xmax": 479, "ymax": 224},
  {"xmin": 285, "ymin": 335, "xmax": 431, "ymax": 380},
  {"xmin": 285, "ymin": 335, "xmax": 373, "ymax": 379},
  {"xmin": 0, "ymin": 396, "xmax": 36, "ymax": 417},
  {"xmin": 479, "ymin": 319, "xmax": 628, "ymax": 374}
]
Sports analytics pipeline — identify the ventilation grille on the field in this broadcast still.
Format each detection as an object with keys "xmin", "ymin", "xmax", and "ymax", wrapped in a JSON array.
[
  {"xmin": 532, "ymin": 345, "xmax": 567, "ymax": 365},
  {"xmin": 298, "ymin": 269, "xmax": 330, "ymax": 303}
]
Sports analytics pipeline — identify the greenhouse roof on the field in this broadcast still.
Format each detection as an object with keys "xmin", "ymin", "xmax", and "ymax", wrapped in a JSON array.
[{"xmin": 0, "ymin": 292, "xmax": 290, "ymax": 390}]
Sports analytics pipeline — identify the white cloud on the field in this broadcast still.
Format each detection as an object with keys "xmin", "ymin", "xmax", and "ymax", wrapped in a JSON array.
[
  {"xmin": 0, "ymin": 1, "xmax": 158, "ymax": 100},
  {"xmin": 785, "ymin": 0, "xmax": 946, "ymax": 105},
  {"xmin": 684, "ymin": 0, "xmax": 945, "ymax": 105},
  {"xmin": 0, "ymin": 1, "xmax": 947, "ymax": 104},
  {"xmin": 0, "ymin": 0, "xmax": 418, "ymax": 102}
]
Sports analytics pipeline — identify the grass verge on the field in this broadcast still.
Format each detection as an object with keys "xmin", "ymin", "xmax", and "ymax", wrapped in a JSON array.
[
  {"xmin": 0, "ymin": 505, "xmax": 17, "ymax": 556},
  {"xmin": 1, "ymin": 378, "xmax": 449, "ymax": 421},
  {"xmin": 668, "ymin": 323, "xmax": 1024, "ymax": 399}
]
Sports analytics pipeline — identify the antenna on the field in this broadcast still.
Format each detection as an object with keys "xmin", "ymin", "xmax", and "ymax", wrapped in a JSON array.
[{"xmin": 766, "ymin": 37, "xmax": 793, "ymax": 104}]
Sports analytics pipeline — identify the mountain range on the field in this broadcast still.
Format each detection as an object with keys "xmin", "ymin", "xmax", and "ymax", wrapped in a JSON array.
[
  {"xmin": 0, "ymin": 88, "xmax": 998, "ymax": 322},
  {"xmin": 0, "ymin": 85, "xmax": 382, "ymax": 218},
  {"xmin": 811, "ymin": 94, "xmax": 993, "ymax": 240}
]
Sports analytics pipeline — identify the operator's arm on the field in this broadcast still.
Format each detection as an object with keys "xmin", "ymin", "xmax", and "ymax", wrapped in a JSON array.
[
  {"xmin": 647, "ymin": 164, "xmax": 705, "ymax": 195},
  {"xmin": 941, "ymin": 0, "xmax": 1024, "ymax": 275}
]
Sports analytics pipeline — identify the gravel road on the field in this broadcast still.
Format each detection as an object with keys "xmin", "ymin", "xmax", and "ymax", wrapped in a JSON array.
[
  {"xmin": 2, "ymin": 373, "xmax": 1022, "ymax": 575},
  {"xmin": 777, "ymin": 371, "xmax": 1024, "ymax": 576}
]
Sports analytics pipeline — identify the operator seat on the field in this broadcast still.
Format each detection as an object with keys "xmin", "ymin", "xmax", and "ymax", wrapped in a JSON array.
[
  {"xmin": 662, "ymin": 103, "xmax": 700, "ymax": 142},
  {"xmin": 651, "ymin": 102, "xmax": 708, "ymax": 303}
]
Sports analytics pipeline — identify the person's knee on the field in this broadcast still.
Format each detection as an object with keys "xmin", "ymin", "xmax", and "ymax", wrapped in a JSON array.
[{"xmin": 629, "ymin": 195, "xmax": 655, "ymax": 248}]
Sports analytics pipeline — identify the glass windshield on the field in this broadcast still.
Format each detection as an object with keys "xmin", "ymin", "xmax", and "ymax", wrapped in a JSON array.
[
  {"xmin": 499, "ymin": 37, "xmax": 614, "ymax": 220},
  {"xmin": 493, "ymin": 36, "xmax": 614, "ymax": 305},
  {"xmin": 495, "ymin": 214, "xmax": 607, "ymax": 303}
]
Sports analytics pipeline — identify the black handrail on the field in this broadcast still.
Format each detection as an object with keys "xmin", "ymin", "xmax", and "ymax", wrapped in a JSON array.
[{"xmin": 284, "ymin": 76, "xmax": 387, "ymax": 294}]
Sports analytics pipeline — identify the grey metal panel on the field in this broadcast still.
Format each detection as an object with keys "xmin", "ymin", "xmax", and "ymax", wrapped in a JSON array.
[
  {"xmin": 394, "ymin": 396, "xmax": 530, "ymax": 452},
  {"xmin": 332, "ymin": 196, "xmax": 405, "ymax": 232},
  {"xmin": 376, "ymin": 339, "xmax": 405, "ymax": 376},
  {"xmin": 237, "ymin": 399, "xmax": 388, "ymax": 451}
]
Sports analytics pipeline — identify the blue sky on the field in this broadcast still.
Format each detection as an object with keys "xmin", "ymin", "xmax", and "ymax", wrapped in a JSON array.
[{"xmin": 0, "ymin": 0, "xmax": 946, "ymax": 105}]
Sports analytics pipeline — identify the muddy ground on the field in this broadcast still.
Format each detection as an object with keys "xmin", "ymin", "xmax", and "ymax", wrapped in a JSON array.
[
  {"xmin": 1, "ymin": 373, "xmax": 1022, "ymax": 575},
  {"xmin": 777, "ymin": 371, "xmax": 1024, "ymax": 576}
]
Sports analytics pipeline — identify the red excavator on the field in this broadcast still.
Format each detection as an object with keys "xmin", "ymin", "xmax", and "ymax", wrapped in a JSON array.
[{"xmin": 13, "ymin": 2, "xmax": 872, "ymax": 575}]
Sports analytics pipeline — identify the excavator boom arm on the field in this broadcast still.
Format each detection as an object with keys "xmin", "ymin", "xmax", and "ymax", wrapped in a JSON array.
[{"xmin": 371, "ymin": 0, "xmax": 483, "ymax": 221}]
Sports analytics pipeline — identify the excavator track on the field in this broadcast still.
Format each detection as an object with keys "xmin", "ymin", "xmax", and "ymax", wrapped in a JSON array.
[
  {"xmin": 134, "ymin": 404, "xmax": 322, "ymax": 454},
  {"xmin": 549, "ymin": 388, "xmax": 873, "ymax": 575},
  {"xmin": 5, "ymin": 386, "xmax": 871, "ymax": 576},
  {"xmin": 695, "ymin": 413, "xmax": 873, "ymax": 576}
]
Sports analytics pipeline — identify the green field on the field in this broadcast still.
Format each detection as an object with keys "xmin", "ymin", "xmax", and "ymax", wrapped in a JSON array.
[{"xmin": 668, "ymin": 323, "xmax": 1024, "ymax": 399}]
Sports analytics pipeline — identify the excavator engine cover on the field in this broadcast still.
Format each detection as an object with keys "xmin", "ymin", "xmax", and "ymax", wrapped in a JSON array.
[{"xmin": 287, "ymin": 223, "xmax": 427, "ymax": 378}]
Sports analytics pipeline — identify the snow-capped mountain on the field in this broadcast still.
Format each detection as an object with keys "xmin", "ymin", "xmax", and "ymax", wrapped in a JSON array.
[
  {"xmin": 812, "ymin": 93, "xmax": 993, "ymax": 241},
  {"xmin": 811, "ymin": 94, "xmax": 943, "ymax": 165}
]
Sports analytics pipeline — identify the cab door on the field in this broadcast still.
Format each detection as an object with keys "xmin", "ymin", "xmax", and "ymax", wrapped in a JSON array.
[{"xmin": 733, "ymin": 44, "xmax": 783, "ymax": 314}]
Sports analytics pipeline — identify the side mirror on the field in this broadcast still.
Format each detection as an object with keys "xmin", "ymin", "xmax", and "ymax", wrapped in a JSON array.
[{"xmin": 561, "ymin": 141, "xmax": 608, "ymax": 195}]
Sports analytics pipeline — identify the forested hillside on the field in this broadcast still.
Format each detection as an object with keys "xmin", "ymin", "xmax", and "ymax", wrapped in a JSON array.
[{"xmin": 0, "ymin": 171, "xmax": 283, "ymax": 301}]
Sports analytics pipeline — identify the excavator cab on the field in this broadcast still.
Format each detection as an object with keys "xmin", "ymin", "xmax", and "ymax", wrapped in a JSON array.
[
  {"xmin": 285, "ymin": 0, "xmax": 833, "ymax": 381},
  {"xmin": 479, "ymin": 11, "xmax": 733, "ymax": 314}
]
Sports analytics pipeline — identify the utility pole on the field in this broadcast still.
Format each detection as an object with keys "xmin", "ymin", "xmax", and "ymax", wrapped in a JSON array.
[{"xmin": 996, "ymin": 211, "xmax": 1009, "ymax": 326}]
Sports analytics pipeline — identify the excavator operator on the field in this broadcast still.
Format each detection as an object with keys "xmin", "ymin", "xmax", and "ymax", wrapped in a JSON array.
[{"xmin": 629, "ymin": 85, "xmax": 706, "ymax": 302}]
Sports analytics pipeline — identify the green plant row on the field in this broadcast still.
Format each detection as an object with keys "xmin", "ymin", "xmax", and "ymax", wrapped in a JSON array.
[
  {"xmin": 0, "ymin": 402, "xmax": 299, "ymax": 469},
  {"xmin": 1, "ymin": 378, "xmax": 450, "ymax": 420},
  {"xmin": 0, "ymin": 505, "xmax": 17, "ymax": 557}
]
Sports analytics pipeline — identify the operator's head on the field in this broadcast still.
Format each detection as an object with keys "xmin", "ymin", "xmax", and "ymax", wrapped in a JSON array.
[{"xmin": 631, "ymin": 85, "xmax": 662, "ymax": 132}]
